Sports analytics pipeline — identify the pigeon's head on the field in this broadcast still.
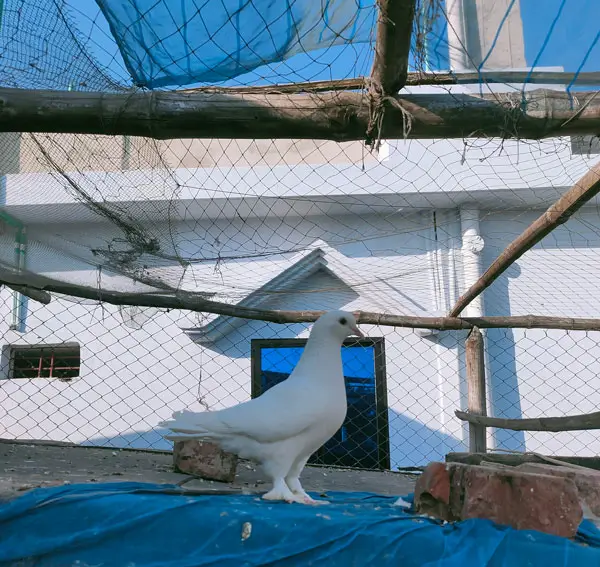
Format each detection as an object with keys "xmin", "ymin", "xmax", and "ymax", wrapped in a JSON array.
[{"xmin": 311, "ymin": 310, "xmax": 364, "ymax": 343}]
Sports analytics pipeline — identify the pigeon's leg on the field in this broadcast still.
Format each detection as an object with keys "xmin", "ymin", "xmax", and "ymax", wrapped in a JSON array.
[
  {"xmin": 262, "ymin": 477, "xmax": 298, "ymax": 503},
  {"xmin": 261, "ymin": 455, "xmax": 304, "ymax": 503},
  {"xmin": 285, "ymin": 455, "xmax": 329, "ymax": 506}
]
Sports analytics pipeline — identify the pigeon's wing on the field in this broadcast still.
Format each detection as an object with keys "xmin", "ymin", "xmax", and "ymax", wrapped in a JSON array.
[{"xmin": 170, "ymin": 378, "xmax": 321, "ymax": 443}]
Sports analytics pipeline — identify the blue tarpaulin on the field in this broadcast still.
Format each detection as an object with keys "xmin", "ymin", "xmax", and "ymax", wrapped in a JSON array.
[
  {"xmin": 96, "ymin": 0, "xmax": 377, "ymax": 88},
  {"xmin": 1, "ymin": 482, "xmax": 600, "ymax": 566}
]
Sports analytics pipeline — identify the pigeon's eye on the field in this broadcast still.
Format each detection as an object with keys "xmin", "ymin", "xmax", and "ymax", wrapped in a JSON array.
[{"xmin": 339, "ymin": 317, "xmax": 347, "ymax": 325}]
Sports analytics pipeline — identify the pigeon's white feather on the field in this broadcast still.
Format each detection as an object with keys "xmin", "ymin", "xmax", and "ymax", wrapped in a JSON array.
[
  {"xmin": 159, "ymin": 309, "xmax": 363, "ymax": 504},
  {"xmin": 164, "ymin": 377, "xmax": 329, "ymax": 444}
]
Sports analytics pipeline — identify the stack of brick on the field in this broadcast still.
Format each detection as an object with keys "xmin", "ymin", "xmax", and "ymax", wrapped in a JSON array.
[{"xmin": 414, "ymin": 461, "xmax": 600, "ymax": 538}]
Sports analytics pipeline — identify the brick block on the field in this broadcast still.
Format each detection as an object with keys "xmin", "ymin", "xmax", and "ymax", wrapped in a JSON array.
[
  {"xmin": 452, "ymin": 463, "xmax": 582, "ymax": 537},
  {"xmin": 415, "ymin": 461, "xmax": 583, "ymax": 537},
  {"xmin": 414, "ymin": 462, "xmax": 451, "ymax": 520},
  {"xmin": 173, "ymin": 440, "xmax": 238, "ymax": 483},
  {"xmin": 516, "ymin": 462, "xmax": 600, "ymax": 518}
]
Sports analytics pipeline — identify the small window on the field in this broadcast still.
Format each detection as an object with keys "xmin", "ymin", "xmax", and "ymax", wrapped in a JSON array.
[{"xmin": 9, "ymin": 343, "xmax": 80, "ymax": 380}]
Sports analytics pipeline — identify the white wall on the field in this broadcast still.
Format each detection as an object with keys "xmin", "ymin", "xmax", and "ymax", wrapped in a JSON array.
[
  {"xmin": 4, "ymin": 204, "xmax": 600, "ymax": 467},
  {"xmin": 0, "ymin": 211, "xmax": 471, "ymax": 467},
  {"xmin": 481, "ymin": 208, "xmax": 600, "ymax": 456},
  {"xmin": 0, "ymin": 289, "xmax": 203, "ymax": 449},
  {"xmin": 196, "ymin": 267, "xmax": 468, "ymax": 469}
]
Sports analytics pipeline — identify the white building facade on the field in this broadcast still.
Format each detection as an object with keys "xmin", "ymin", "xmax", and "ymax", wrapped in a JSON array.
[{"xmin": 1, "ymin": 116, "xmax": 600, "ymax": 468}]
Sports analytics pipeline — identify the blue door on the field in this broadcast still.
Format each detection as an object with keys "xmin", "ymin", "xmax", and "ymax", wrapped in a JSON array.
[{"xmin": 251, "ymin": 339, "xmax": 389, "ymax": 470}]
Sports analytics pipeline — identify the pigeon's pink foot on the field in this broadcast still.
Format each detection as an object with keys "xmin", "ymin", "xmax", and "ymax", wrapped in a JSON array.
[
  {"xmin": 286, "ymin": 478, "xmax": 330, "ymax": 505},
  {"xmin": 298, "ymin": 493, "xmax": 330, "ymax": 506},
  {"xmin": 262, "ymin": 479, "xmax": 297, "ymax": 503},
  {"xmin": 280, "ymin": 491, "xmax": 327, "ymax": 505}
]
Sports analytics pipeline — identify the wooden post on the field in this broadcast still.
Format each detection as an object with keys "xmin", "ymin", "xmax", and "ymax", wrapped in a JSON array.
[
  {"xmin": 369, "ymin": 0, "xmax": 417, "ymax": 96},
  {"xmin": 465, "ymin": 326, "xmax": 487, "ymax": 453}
]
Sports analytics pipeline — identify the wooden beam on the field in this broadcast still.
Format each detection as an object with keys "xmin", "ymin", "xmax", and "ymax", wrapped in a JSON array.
[
  {"xmin": 370, "ymin": 0, "xmax": 417, "ymax": 96},
  {"xmin": 455, "ymin": 409, "xmax": 600, "ymax": 432},
  {"xmin": 446, "ymin": 452, "xmax": 600, "ymax": 470},
  {"xmin": 449, "ymin": 161, "xmax": 600, "ymax": 317},
  {"xmin": 3, "ymin": 87, "xmax": 600, "ymax": 141},
  {"xmin": 182, "ymin": 71, "xmax": 600, "ymax": 95},
  {"xmin": 441, "ymin": 70, "xmax": 600, "ymax": 87},
  {"xmin": 6, "ymin": 272, "xmax": 600, "ymax": 331},
  {"xmin": 465, "ymin": 327, "xmax": 487, "ymax": 452},
  {"xmin": 183, "ymin": 78, "xmax": 367, "ymax": 94},
  {"xmin": 4, "ymin": 284, "xmax": 51, "ymax": 304}
]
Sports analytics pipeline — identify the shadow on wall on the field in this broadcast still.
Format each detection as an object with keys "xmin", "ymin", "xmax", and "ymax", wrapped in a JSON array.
[
  {"xmin": 484, "ymin": 262, "xmax": 526, "ymax": 452},
  {"xmin": 85, "ymin": 409, "xmax": 464, "ymax": 469},
  {"xmin": 84, "ymin": 429, "xmax": 173, "ymax": 452},
  {"xmin": 388, "ymin": 408, "xmax": 465, "ymax": 468}
]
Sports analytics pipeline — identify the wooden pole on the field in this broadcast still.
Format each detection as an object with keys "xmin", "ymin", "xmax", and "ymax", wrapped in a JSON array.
[
  {"xmin": 455, "ymin": 409, "xmax": 600, "ymax": 432},
  {"xmin": 7, "ymin": 272, "xmax": 600, "ymax": 331},
  {"xmin": 181, "ymin": 71, "xmax": 600, "ymax": 95},
  {"xmin": 3, "ymin": 284, "xmax": 51, "ymax": 304},
  {"xmin": 465, "ymin": 327, "xmax": 487, "ymax": 452},
  {"xmin": 369, "ymin": 0, "xmax": 417, "ymax": 96},
  {"xmin": 447, "ymin": 452, "xmax": 600, "ymax": 470},
  {"xmin": 449, "ymin": 161, "xmax": 600, "ymax": 317},
  {"xmin": 366, "ymin": 0, "xmax": 417, "ymax": 147},
  {"xmin": 2, "ymin": 88, "xmax": 600, "ymax": 141}
]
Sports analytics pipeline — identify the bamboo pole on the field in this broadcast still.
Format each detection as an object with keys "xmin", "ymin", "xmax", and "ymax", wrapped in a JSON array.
[
  {"xmin": 449, "ymin": 161, "xmax": 600, "ymax": 317},
  {"xmin": 2, "ymin": 88, "xmax": 600, "ymax": 141},
  {"xmin": 455, "ymin": 409, "xmax": 600, "ymax": 432},
  {"xmin": 465, "ymin": 327, "xmax": 487, "ymax": 452}
]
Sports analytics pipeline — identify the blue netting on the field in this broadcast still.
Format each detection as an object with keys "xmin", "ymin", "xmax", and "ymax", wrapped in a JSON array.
[
  {"xmin": 1, "ymin": 482, "xmax": 600, "ymax": 566},
  {"xmin": 96, "ymin": 0, "xmax": 377, "ymax": 89}
]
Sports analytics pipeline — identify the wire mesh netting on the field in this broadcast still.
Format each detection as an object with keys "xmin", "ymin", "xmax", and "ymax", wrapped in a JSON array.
[
  {"xmin": 4, "ymin": 290, "xmax": 600, "ymax": 469},
  {"xmin": 1, "ymin": 0, "xmax": 600, "ymax": 471}
]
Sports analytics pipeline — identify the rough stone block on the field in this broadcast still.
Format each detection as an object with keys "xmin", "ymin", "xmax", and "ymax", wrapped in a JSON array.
[{"xmin": 173, "ymin": 440, "xmax": 238, "ymax": 483}]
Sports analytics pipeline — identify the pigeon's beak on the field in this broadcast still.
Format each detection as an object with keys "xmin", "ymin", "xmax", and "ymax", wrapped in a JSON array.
[{"xmin": 350, "ymin": 324, "xmax": 364, "ymax": 338}]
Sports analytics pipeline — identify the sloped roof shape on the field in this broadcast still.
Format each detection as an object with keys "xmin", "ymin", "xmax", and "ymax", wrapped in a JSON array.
[{"xmin": 184, "ymin": 239, "xmax": 437, "ymax": 344}]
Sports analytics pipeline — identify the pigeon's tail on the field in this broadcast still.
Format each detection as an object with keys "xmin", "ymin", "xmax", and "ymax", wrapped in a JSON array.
[
  {"xmin": 159, "ymin": 409, "xmax": 224, "ymax": 442},
  {"xmin": 162, "ymin": 431, "xmax": 213, "ymax": 442}
]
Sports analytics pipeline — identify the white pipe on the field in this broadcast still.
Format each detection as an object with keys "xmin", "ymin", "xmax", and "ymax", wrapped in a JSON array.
[
  {"xmin": 10, "ymin": 226, "xmax": 26, "ymax": 331},
  {"xmin": 460, "ymin": 208, "xmax": 484, "ymax": 318}
]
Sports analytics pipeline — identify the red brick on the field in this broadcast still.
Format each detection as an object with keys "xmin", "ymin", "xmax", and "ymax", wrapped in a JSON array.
[
  {"xmin": 517, "ymin": 462, "xmax": 600, "ymax": 518},
  {"xmin": 448, "ymin": 463, "xmax": 582, "ymax": 538},
  {"xmin": 414, "ymin": 462, "xmax": 451, "ymax": 520},
  {"xmin": 173, "ymin": 440, "xmax": 238, "ymax": 483}
]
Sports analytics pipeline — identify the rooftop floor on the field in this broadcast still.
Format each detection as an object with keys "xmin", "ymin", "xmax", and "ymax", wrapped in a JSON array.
[{"xmin": 0, "ymin": 439, "xmax": 416, "ymax": 501}]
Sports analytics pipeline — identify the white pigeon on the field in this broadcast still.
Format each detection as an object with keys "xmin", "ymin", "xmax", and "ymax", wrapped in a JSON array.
[{"xmin": 159, "ymin": 309, "xmax": 363, "ymax": 505}]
